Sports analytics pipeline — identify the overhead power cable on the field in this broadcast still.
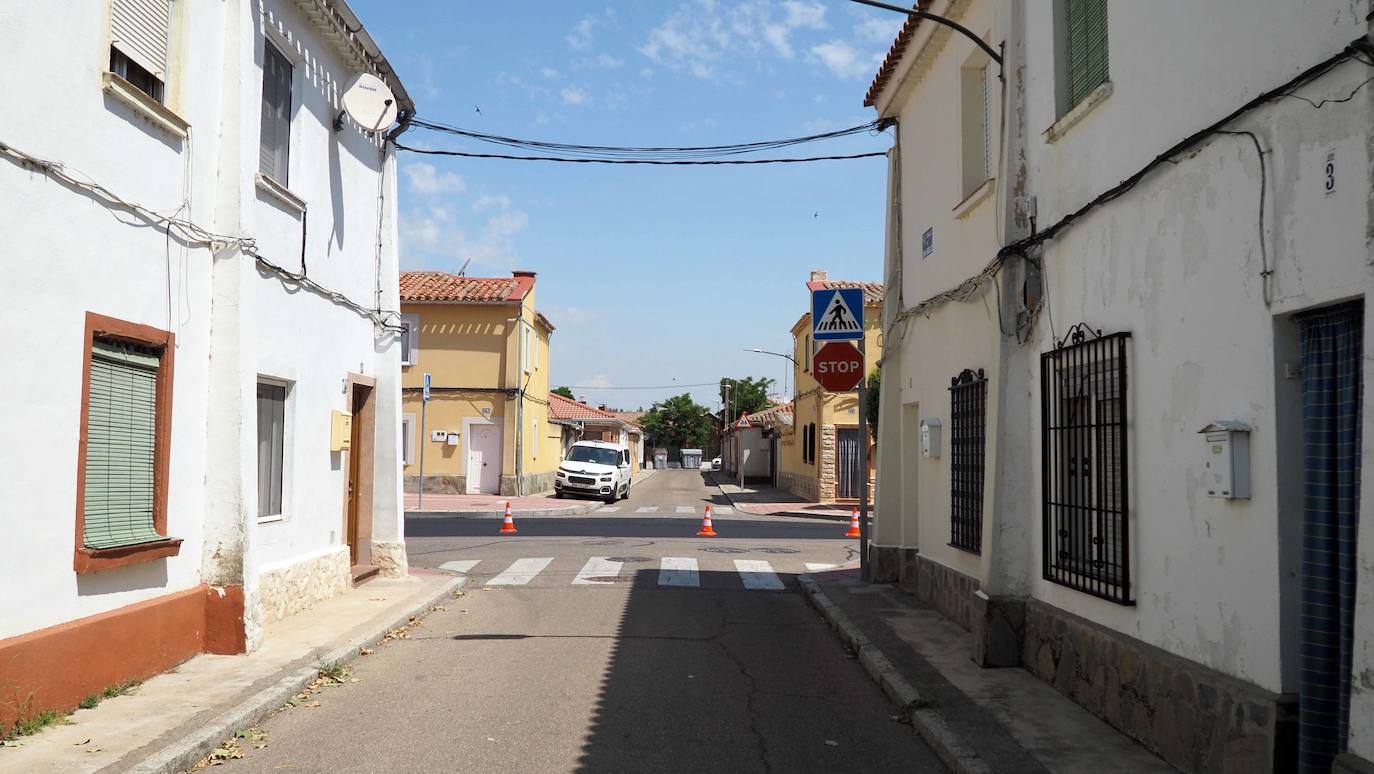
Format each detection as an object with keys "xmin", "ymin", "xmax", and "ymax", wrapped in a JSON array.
[{"xmin": 395, "ymin": 144, "xmax": 886, "ymax": 165}]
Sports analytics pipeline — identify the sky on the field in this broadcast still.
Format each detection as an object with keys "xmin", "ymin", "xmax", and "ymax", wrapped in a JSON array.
[{"xmin": 351, "ymin": 0, "xmax": 903, "ymax": 413}]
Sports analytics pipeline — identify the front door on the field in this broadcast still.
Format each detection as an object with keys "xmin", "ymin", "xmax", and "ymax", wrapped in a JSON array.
[
  {"xmin": 346, "ymin": 382, "xmax": 375, "ymax": 569},
  {"xmin": 467, "ymin": 424, "xmax": 503, "ymax": 494},
  {"xmin": 836, "ymin": 427, "xmax": 863, "ymax": 500}
]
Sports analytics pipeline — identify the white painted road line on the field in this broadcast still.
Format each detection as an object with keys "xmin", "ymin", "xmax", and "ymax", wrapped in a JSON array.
[
  {"xmin": 636, "ymin": 506, "xmax": 659, "ymax": 513},
  {"xmin": 715, "ymin": 506, "xmax": 734, "ymax": 515},
  {"xmin": 486, "ymin": 558, "xmax": 554, "ymax": 586},
  {"xmin": 658, "ymin": 557, "xmax": 699, "ymax": 587},
  {"xmin": 599, "ymin": 506, "xmax": 621, "ymax": 513},
  {"xmin": 734, "ymin": 560, "xmax": 784, "ymax": 591},
  {"xmin": 805, "ymin": 563, "xmax": 837, "ymax": 572},
  {"xmin": 573, "ymin": 557, "xmax": 623, "ymax": 585},
  {"xmin": 675, "ymin": 506, "xmax": 695, "ymax": 514},
  {"xmin": 439, "ymin": 560, "xmax": 481, "ymax": 574}
]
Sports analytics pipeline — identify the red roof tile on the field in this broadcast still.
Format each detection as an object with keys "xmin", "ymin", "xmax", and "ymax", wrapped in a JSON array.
[
  {"xmin": 864, "ymin": 2, "xmax": 927, "ymax": 108},
  {"xmin": 548, "ymin": 393, "xmax": 622, "ymax": 423},
  {"xmin": 806, "ymin": 279, "xmax": 885, "ymax": 305},
  {"xmin": 399, "ymin": 271, "xmax": 534, "ymax": 303}
]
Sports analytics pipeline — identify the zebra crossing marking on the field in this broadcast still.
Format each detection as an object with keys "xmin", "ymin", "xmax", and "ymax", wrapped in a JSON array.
[
  {"xmin": 675, "ymin": 506, "xmax": 695, "ymax": 514},
  {"xmin": 599, "ymin": 506, "xmax": 621, "ymax": 513},
  {"xmin": 439, "ymin": 560, "xmax": 481, "ymax": 574},
  {"xmin": 487, "ymin": 558, "xmax": 553, "ymax": 586},
  {"xmin": 734, "ymin": 560, "xmax": 785, "ymax": 590},
  {"xmin": 715, "ymin": 506, "xmax": 734, "ymax": 515},
  {"xmin": 804, "ymin": 563, "xmax": 837, "ymax": 572},
  {"xmin": 636, "ymin": 506, "xmax": 659, "ymax": 513},
  {"xmin": 573, "ymin": 557, "xmax": 623, "ymax": 585},
  {"xmin": 658, "ymin": 557, "xmax": 699, "ymax": 587}
]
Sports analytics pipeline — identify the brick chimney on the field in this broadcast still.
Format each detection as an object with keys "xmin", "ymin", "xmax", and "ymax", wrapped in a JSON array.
[
  {"xmin": 809, "ymin": 269, "xmax": 828, "ymax": 282},
  {"xmin": 599, "ymin": 404, "xmax": 608, "ymax": 412},
  {"xmin": 513, "ymin": 270, "xmax": 537, "ymax": 279}
]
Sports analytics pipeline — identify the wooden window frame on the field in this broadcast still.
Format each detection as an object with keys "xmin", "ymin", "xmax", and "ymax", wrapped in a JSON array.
[{"xmin": 74, "ymin": 312, "xmax": 181, "ymax": 573}]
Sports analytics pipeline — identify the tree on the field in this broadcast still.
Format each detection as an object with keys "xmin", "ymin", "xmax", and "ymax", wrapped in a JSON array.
[
  {"xmin": 719, "ymin": 376, "xmax": 774, "ymax": 421},
  {"xmin": 552, "ymin": 386, "xmax": 576, "ymax": 400},
  {"xmin": 640, "ymin": 393, "xmax": 714, "ymax": 448},
  {"xmin": 864, "ymin": 368, "xmax": 880, "ymax": 440}
]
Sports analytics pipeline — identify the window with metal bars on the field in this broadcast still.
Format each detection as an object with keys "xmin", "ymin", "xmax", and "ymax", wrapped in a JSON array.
[
  {"xmin": 1040, "ymin": 324, "xmax": 1131, "ymax": 604},
  {"xmin": 949, "ymin": 368, "xmax": 986, "ymax": 553}
]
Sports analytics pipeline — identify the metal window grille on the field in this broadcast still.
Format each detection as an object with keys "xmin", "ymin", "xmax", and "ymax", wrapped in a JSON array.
[
  {"xmin": 949, "ymin": 368, "xmax": 986, "ymax": 553},
  {"xmin": 1040, "ymin": 324, "xmax": 1132, "ymax": 604}
]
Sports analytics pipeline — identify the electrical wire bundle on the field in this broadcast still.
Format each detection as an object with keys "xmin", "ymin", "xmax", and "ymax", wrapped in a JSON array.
[{"xmin": 398, "ymin": 118, "xmax": 891, "ymax": 165}]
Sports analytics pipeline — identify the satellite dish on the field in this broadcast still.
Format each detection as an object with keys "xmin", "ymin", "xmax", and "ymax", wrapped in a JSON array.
[{"xmin": 340, "ymin": 73, "xmax": 397, "ymax": 132}]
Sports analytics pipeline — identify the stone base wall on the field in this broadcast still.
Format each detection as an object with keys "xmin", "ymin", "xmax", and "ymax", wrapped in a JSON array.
[
  {"xmin": 405, "ymin": 475, "xmax": 466, "ymax": 494},
  {"xmin": 817, "ymin": 424, "xmax": 838, "ymax": 502},
  {"xmin": 371, "ymin": 541, "xmax": 408, "ymax": 578},
  {"xmin": 500, "ymin": 472, "xmax": 556, "ymax": 496},
  {"xmin": 779, "ymin": 470, "xmax": 818, "ymax": 501},
  {"xmin": 257, "ymin": 547, "xmax": 351, "ymax": 625},
  {"xmin": 1022, "ymin": 599, "xmax": 1294, "ymax": 773},
  {"xmin": 902, "ymin": 553, "xmax": 980, "ymax": 631}
]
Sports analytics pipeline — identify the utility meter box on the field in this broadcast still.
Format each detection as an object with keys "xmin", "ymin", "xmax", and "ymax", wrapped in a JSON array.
[
  {"xmin": 330, "ymin": 410, "xmax": 353, "ymax": 452},
  {"xmin": 921, "ymin": 418, "xmax": 942, "ymax": 459},
  {"xmin": 1198, "ymin": 421, "xmax": 1251, "ymax": 500}
]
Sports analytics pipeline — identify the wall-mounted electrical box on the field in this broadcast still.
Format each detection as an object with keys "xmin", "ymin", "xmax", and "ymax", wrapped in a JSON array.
[
  {"xmin": 430, "ymin": 429, "xmax": 449, "ymax": 442},
  {"xmin": 330, "ymin": 410, "xmax": 352, "ymax": 452},
  {"xmin": 921, "ymin": 418, "xmax": 942, "ymax": 458},
  {"xmin": 1198, "ymin": 421, "xmax": 1251, "ymax": 499},
  {"xmin": 445, "ymin": 432, "xmax": 460, "ymax": 446}
]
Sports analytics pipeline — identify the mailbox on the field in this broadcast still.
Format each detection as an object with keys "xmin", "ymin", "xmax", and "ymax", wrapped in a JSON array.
[
  {"xmin": 921, "ymin": 418, "xmax": 942, "ymax": 459},
  {"xmin": 330, "ymin": 410, "xmax": 352, "ymax": 452},
  {"xmin": 1198, "ymin": 421, "xmax": 1251, "ymax": 500}
]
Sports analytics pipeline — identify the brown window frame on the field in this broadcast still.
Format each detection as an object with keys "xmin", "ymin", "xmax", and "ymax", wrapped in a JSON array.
[{"xmin": 73, "ymin": 311, "xmax": 181, "ymax": 573}]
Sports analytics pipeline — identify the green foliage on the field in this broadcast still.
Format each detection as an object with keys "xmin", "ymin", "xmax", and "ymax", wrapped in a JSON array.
[
  {"xmin": 316, "ymin": 660, "xmax": 351, "ymax": 683},
  {"xmin": 10, "ymin": 708, "xmax": 67, "ymax": 738},
  {"xmin": 78, "ymin": 695, "xmax": 100, "ymax": 710},
  {"xmin": 640, "ymin": 394, "xmax": 714, "ymax": 449},
  {"xmin": 719, "ymin": 376, "xmax": 775, "ymax": 421},
  {"xmin": 102, "ymin": 679, "xmax": 140, "ymax": 699},
  {"xmin": 551, "ymin": 386, "xmax": 576, "ymax": 400},
  {"xmin": 864, "ymin": 368, "xmax": 880, "ymax": 439}
]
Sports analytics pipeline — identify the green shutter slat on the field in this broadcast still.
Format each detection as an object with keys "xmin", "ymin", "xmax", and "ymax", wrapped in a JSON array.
[
  {"xmin": 1065, "ymin": 0, "xmax": 1108, "ymax": 107},
  {"xmin": 83, "ymin": 340, "xmax": 164, "ymax": 550}
]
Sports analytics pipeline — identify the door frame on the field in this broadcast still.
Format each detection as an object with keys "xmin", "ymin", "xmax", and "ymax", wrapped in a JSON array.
[
  {"xmin": 462, "ymin": 415, "xmax": 502, "ymax": 494},
  {"xmin": 342, "ymin": 373, "xmax": 376, "ymax": 570}
]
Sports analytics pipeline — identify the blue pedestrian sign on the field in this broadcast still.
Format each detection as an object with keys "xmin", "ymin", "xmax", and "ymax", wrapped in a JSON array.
[
  {"xmin": 423, "ymin": 373, "xmax": 431, "ymax": 402},
  {"xmin": 811, "ymin": 287, "xmax": 865, "ymax": 341}
]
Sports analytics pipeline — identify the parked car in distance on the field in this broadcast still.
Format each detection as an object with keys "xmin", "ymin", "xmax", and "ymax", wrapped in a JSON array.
[
  {"xmin": 711, "ymin": 457, "xmax": 722, "ymax": 470},
  {"xmin": 555, "ymin": 440, "xmax": 633, "ymax": 504}
]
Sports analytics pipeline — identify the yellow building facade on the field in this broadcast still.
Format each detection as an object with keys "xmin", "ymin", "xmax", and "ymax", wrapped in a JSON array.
[
  {"xmin": 777, "ymin": 272, "xmax": 883, "ymax": 503},
  {"xmin": 398, "ymin": 270, "xmax": 560, "ymax": 496}
]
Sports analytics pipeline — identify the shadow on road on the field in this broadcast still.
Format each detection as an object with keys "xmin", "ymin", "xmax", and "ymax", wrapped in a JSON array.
[{"xmin": 405, "ymin": 517, "xmax": 849, "ymax": 540}]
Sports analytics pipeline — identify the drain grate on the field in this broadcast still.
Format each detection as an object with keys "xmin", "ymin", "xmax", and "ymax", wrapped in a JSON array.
[{"xmin": 606, "ymin": 556, "xmax": 651, "ymax": 563}]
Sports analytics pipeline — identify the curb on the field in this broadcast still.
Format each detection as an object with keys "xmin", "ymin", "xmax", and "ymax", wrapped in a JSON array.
[
  {"xmin": 741, "ymin": 508, "xmax": 857, "ymax": 522},
  {"xmin": 128, "ymin": 574, "xmax": 465, "ymax": 774},
  {"xmin": 406, "ymin": 503, "xmax": 599, "ymax": 519},
  {"xmin": 799, "ymin": 573, "xmax": 992, "ymax": 774}
]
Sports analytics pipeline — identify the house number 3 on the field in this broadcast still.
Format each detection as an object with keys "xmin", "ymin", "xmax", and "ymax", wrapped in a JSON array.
[{"xmin": 1326, "ymin": 150, "xmax": 1336, "ymax": 196}]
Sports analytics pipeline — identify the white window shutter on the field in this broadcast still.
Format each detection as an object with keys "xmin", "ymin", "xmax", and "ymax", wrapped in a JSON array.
[{"xmin": 111, "ymin": 0, "xmax": 172, "ymax": 77}]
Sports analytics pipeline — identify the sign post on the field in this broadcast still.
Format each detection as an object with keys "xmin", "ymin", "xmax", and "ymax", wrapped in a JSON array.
[
  {"xmin": 418, "ymin": 373, "xmax": 431, "ymax": 511},
  {"xmin": 811, "ymin": 286, "xmax": 868, "ymax": 580}
]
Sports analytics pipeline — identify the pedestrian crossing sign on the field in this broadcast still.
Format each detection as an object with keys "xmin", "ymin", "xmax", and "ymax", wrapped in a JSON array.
[{"xmin": 811, "ymin": 287, "xmax": 865, "ymax": 341}]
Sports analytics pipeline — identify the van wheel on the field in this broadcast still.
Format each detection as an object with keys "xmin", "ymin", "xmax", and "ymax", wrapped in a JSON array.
[{"xmin": 555, "ymin": 490, "xmax": 565, "ymax": 499}]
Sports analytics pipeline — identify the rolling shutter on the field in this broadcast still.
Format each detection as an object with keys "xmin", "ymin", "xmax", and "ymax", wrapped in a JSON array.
[
  {"xmin": 1065, "ymin": 0, "xmax": 1109, "ymax": 107},
  {"xmin": 259, "ymin": 43, "xmax": 293, "ymax": 182},
  {"xmin": 110, "ymin": 0, "xmax": 172, "ymax": 77},
  {"xmin": 83, "ymin": 340, "xmax": 163, "ymax": 549}
]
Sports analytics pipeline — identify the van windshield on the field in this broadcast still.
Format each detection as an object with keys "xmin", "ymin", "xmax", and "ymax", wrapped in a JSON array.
[{"xmin": 566, "ymin": 446, "xmax": 620, "ymax": 466}]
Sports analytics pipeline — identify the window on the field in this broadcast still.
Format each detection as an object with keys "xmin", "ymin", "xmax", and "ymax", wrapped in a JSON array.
[
  {"xmin": 949, "ymin": 369, "xmax": 987, "ymax": 553},
  {"xmin": 1058, "ymin": 0, "xmax": 1109, "ymax": 114},
  {"xmin": 401, "ymin": 413, "xmax": 416, "ymax": 466},
  {"xmin": 400, "ymin": 313, "xmax": 420, "ymax": 366},
  {"xmin": 259, "ymin": 41, "xmax": 293, "ymax": 184},
  {"xmin": 1041, "ymin": 325, "xmax": 1131, "ymax": 604},
  {"xmin": 960, "ymin": 59, "xmax": 993, "ymax": 196},
  {"xmin": 75, "ymin": 313, "xmax": 180, "ymax": 572},
  {"xmin": 803, "ymin": 422, "xmax": 817, "ymax": 465},
  {"xmin": 109, "ymin": 0, "xmax": 171, "ymax": 102},
  {"xmin": 256, "ymin": 382, "xmax": 286, "ymax": 520}
]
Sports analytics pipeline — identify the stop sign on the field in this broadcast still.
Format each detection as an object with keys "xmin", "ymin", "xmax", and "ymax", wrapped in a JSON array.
[{"xmin": 812, "ymin": 341, "xmax": 865, "ymax": 392}]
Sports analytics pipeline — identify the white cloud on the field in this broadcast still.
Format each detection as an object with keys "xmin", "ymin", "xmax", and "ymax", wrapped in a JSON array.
[
  {"xmin": 548, "ymin": 305, "xmax": 596, "ymax": 325},
  {"xmin": 809, "ymin": 40, "xmax": 876, "ymax": 79},
  {"xmin": 594, "ymin": 53, "xmax": 625, "ymax": 68},
  {"xmin": 560, "ymin": 85, "xmax": 589, "ymax": 105},
  {"xmin": 473, "ymin": 193, "xmax": 512, "ymax": 212},
  {"xmin": 404, "ymin": 162, "xmax": 467, "ymax": 196},
  {"xmin": 400, "ymin": 195, "xmax": 530, "ymax": 272},
  {"xmin": 540, "ymin": 67, "xmax": 561, "ymax": 79},
  {"xmin": 639, "ymin": 0, "xmax": 827, "ymax": 77},
  {"xmin": 853, "ymin": 14, "xmax": 902, "ymax": 45},
  {"xmin": 567, "ymin": 16, "xmax": 596, "ymax": 50}
]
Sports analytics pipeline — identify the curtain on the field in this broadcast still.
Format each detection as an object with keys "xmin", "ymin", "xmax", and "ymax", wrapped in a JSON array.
[
  {"xmin": 837, "ymin": 428, "xmax": 862, "ymax": 499},
  {"xmin": 1297, "ymin": 301, "xmax": 1363, "ymax": 774}
]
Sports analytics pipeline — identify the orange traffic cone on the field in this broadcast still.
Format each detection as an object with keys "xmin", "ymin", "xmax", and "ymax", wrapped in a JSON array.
[
  {"xmin": 499, "ymin": 501, "xmax": 518, "ymax": 534},
  {"xmin": 696, "ymin": 505, "xmax": 718, "ymax": 537},
  {"xmin": 845, "ymin": 507, "xmax": 861, "ymax": 538}
]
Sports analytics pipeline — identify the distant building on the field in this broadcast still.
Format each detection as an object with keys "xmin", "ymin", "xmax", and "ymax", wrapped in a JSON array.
[
  {"xmin": 777, "ymin": 270, "xmax": 883, "ymax": 504},
  {"xmin": 399, "ymin": 270, "xmax": 556, "ymax": 496},
  {"xmin": 547, "ymin": 394, "xmax": 645, "ymax": 472}
]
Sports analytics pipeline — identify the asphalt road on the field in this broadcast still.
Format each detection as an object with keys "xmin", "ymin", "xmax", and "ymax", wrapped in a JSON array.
[{"xmin": 234, "ymin": 471, "xmax": 946, "ymax": 773}]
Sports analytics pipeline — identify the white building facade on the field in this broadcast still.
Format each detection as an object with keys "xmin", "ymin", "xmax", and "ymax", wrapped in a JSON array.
[
  {"xmin": 0, "ymin": 0, "xmax": 412, "ymax": 731},
  {"xmin": 870, "ymin": 2, "xmax": 1374, "ymax": 772}
]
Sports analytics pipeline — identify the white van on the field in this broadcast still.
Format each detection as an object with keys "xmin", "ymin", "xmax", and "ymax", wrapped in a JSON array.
[{"xmin": 554, "ymin": 440, "xmax": 633, "ymax": 503}]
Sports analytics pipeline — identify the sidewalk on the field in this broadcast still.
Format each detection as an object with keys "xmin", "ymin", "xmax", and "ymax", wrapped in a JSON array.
[
  {"xmin": 705, "ymin": 472, "xmax": 859, "ymax": 520},
  {"xmin": 405, "ymin": 469, "xmax": 657, "ymax": 517},
  {"xmin": 800, "ymin": 567, "xmax": 1174, "ymax": 774},
  {"xmin": 0, "ymin": 571, "xmax": 460, "ymax": 774}
]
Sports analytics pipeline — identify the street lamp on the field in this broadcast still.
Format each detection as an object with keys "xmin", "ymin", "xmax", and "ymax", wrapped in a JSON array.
[
  {"xmin": 744, "ymin": 347, "xmax": 798, "ymax": 399},
  {"xmin": 848, "ymin": 0, "xmax": 1004, "ymax": 79}
]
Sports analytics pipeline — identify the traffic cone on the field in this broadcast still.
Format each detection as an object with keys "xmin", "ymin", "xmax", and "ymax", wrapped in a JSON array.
[
  {"xmin": 845, "ymin": 507, "xmax": 861, "ymax": 538},
  {"xmin": 499, "ymin": 501, "xmax": 518, "ymax": 534},
  {"xmin": 696, "ymin": 505, "xmax": 718, "ymax": 537}
]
